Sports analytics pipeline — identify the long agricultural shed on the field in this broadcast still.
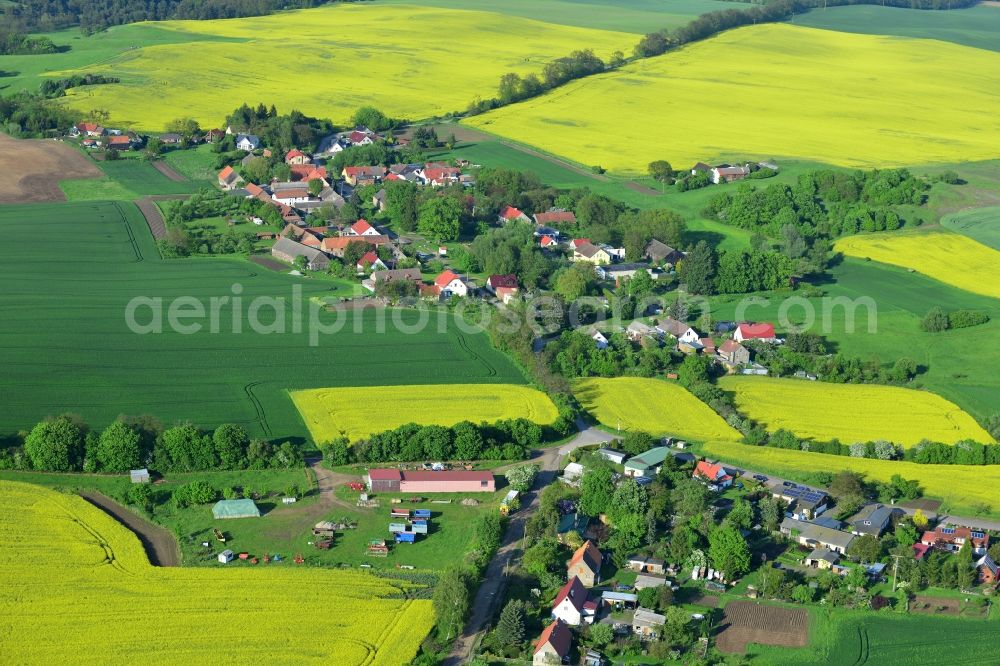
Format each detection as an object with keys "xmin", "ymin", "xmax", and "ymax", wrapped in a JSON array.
[{"xmin": 366, "ymin": 469, "xmax": 495, "ymax": 493}]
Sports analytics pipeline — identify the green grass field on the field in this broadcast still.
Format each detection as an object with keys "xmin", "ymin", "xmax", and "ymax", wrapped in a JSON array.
[
  {"xmin": 13, "ymin": 4, "xmax": 636, "ymax": 130},
  {"xmin": 0, "ymin": 201, "xmax": 526, "ymax": 440},
  {"xmin": 792, "ymin": 4, "xmax": 1000, "ymax": 52},
  {"xmin": 705, "ymin": 257, "xmax": 1000, "ymax": 421},
  {"xmin": 58, "ymin": 153, "xmax": 203, "ymax": 199},
  {"xmin": 376, "ymin": 0, "xmax": 747, "ymax": 33},
  {"xmin": 466, "ymin": 23, "xmax": 1000, "ymax": 173},
  {"xmin": 748, "ymin": 606, "xmax": 997, "ymax": 665},
  {"xmin": 162, "ymin": 144, "xmax": 220, "ymax": 182},
  {"xmin": 941, "ymin": 206, "xmax": 1000, "ymax": 251}
]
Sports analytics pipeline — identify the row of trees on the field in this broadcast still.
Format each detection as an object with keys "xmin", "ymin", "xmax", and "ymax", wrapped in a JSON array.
[{"xmin": 4, "ymin": 415, "xmax": 301, "ymax": 474}]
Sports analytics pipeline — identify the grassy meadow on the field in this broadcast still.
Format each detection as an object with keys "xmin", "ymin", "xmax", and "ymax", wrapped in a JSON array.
[
  {"xmin": 574, "ymin": 377, "xmax": 741, "ymax": 441},
  {"xmin": 941, "ymin": 206, "xmax": 1000, "ymax": 251},
  {"xmin": 792, "ymin": 4, "xmax": 1000, "ymax": 52},
  {"xmin": 0, "ymin": 481, "xmax": 433, "ymax": 664},
  {"xmin": 719, "ymin": 376, "xmax": 993, "ymax": 447},
  {"xmin": 26, "ymin": 4, "xmax": 634, "ymax": 130},
  {"xmin": 0, "ymin": 201, "xmax": 525, "ymax": 440},
  {"xmin": 291, "ymin": 384, "xmax": 558, "ymax": 443},
  {"xmin": 466, "ymin": 23, "xmax": 1000, "ymax": 173},
  {"xmin": 699, "ymin": 440, "xmax": 1000, "ymax": 517},
  {"xmin": 834, "ymin": 230, "xmax": 1000, "ymax": 300}
]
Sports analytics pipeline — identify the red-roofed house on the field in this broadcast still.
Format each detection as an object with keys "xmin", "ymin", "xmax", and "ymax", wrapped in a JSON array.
[
  {"xmin": 76, "ymin": 122, "xmax": 105, "ymax": 137},
  {"xmin": 551, "ymin": 576, "xmax": 593, "ymax": 626},
  {"xmin": 106, "ymin": 135, "xmax": 135, "ymax": 150},
  {"xmin": 285, "ymin": 149, "xmax": 309, "ymax": 165},
  {"xmin": 435, "ymin": 270, "xmax": 469, "ymax": 297},
  {"xmin": 534, "ymin": 210, "xmax": 576, "ymax": 225},
  {"xmin": 499, "ymin": 205, "xmax": 530, "ymax": 223},
  {"xmin": 534, "ymin": 620, "xmax": 572, "ymax": 666},
  {"xmin": 356, "ymin": 251, "xmax": 386, "ymax": 273},
  {"xmin": 734, "ymin": 322, "xmax": 777, "ymax": 343},
  {"xmin": 347, "ymin": 130, "xmax": 376, "ymax": 146},
  {"xmin": 567, "ymin": 541, "xmax": 603, "ymax": 587},
  {"xmin": 693, "ymin": 460, "xmax": 733, "ymax": 491},
  {"xmin": 290, "ymin": 164, "xmax": 327, "ymax": 182},
  {"xmin": 422, "ymin": 165, "xmax": 462, "ymax": 186},
  {"xmin": 570, "ymin": 238, "xmax": 591, "ymax": 250},
  {"xmin": 921, "ymin": 526, "xmax": 990, "ymax": 555},
  {"xmin": 539, "ymin": 235, "xmax": 558, "ymax": 248},
  {"xmin": 487, "ymin": 275, "xmax": 519, "ymax": 304},
  {"xmin": 365, "ymin": 469, "xmax": 495, "ymax": 493},
  {"xmin": 218, "ymin": 166, "xmax": 244, "ymax": 190},
  {"xmin": 346, "ymin": 219, "xmax": 380, "ymax": 237}
]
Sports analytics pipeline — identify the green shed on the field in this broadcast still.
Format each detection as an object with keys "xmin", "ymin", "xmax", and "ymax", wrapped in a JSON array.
[{"xmin": 212, "ymin": 499, "xmax": 261, "ymax": 520}]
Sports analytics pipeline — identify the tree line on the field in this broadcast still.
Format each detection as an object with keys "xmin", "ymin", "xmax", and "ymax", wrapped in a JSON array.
[{"xmin": 1, "ymin": 414, "xmax": 303, "ymax": 474}]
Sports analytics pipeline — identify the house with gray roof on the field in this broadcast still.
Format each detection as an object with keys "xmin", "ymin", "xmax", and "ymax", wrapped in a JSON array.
[
  {"xmin": 849, "ymin": 504, "xmax": 904, "ymax": 537},
  {"xmin": 271, "ymin": 237, "xmax": 330, "ymax": 271},
  {"xmin": 781, "ymin": 517, "xmax": 855, "ymax": 554}
]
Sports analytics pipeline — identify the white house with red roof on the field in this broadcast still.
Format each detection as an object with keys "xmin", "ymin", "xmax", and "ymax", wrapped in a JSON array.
[
  {"xmin": 692, "ymin": 460, "xmax": 733, "ymax": 491},
  {"xmin": 921, "ymin": 525, "xmax": 990, "ymax": 556},
  {"xmin": 434, "ymin": 270, "xmax": 469, "ymax": 297},
  {"xmin": 341, "ymin": 166, "xmax": 386, "ymax": 186},
  {"xmin": 218, "ymin": 166, "xmax": 244, "ymax": 190},
  {"xmin": 75, "ymin": 122, "xmax": 105, "ymax": 137},
  {"xmin": 356, "ymin": 251, "xmax": 386, "ymax": 273},
  {"xmin": 539, "ymin": 235, "xmax": 559, "ymax": 249},
  {"xmin": 486, "ymin": 275, "xmax": 519, "ymax": 303},
  {"xmin": 551, "ymin": 576, "xmax": 595, "ymax": 626},
  {"xmin": 499, "ymin": 205, "xmax": 530, "ymax": 223},
  {"xmin": 570, "ymin": 238, "xmax": 591, "ymax": 250},
  {"xmin": 347, "ymin": 129, "xmax": 377, "ymax": 146},
  {"xmin": 734, "ymin": 322, "xmax": 778, "ymax": 343},
  {"xmin": 346, "ymin": 219, "xmax": 381, "ymax": 237},
  {"xmin": 421, "ymin": 163, "xmax": 463, "ymax": 186},
  {"xmin": 533, "ymin": 620, "xmax": 572, "ymax": 666}
]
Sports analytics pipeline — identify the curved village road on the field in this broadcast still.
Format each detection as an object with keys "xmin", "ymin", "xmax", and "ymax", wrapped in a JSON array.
[
  {"xmin": 80, "ymin": 491, "xmax": 181, "ymax": 567},
  {"xmin": 442, "ymin": 422, "xmax": 615, "ymax": 666}
]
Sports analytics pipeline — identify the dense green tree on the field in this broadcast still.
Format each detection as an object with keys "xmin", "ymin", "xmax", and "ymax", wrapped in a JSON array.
[
  {"xmin": 160, "ymin": 424, "xmax": 216, "ymax": 471},
  {"xmin": 679, "ymin": 240, "xmax": 716, "ymax": 295},
  {"xmin": 708, "ymin": 525, "xmax": 751, "ymax": 580},
  {"xmin": 96, "ymin": 421, "xmax": 142, "ymax": 472},
  {"xmin": 417, "ymin": 196, "xmax": 462, "ymax": 243},
  {"xmin": 432, "ymin": 566, "xmax": 470, "ymax": 641},
  {"xmin": 494, "ymin": 600, "xmax": 526, "ymax": 647},
  {"xmin": 579, "ymin": 465, "xmax": 615, "ymax": 517},
  {"xmin": 505, "ymin": 464, "xmax": 539, "ymax": 492},
  {"xmin": 24, "ymin": 416, "xmax": 84, "ymax": 471},
  {"xmin": 213, "ymin": 424, "xmax": 250, "ymax": 469}
]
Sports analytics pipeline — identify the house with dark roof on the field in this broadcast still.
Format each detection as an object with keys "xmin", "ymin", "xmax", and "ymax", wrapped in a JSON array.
[
  {"xmin": 159, "ymin": 132, "xmax": 183, "ymax": 145},
  {"xmin": 567, "ymin": 541, "xmax": 602, "ymax": 587},
  {"xmin": 572, "ymin": 242, "xmax": 612, "ymax": 265},
  {"xmin": 235, "ymin": 134, "xmax": 260, "ymax": 151},
  {"xmin": 976, "ymin": 554, "xmax": 998, "ymax": 585},
  {"xmin": 771, "ymin": 485, "xmax": 829, "ymax": 520},
  {"xmin": 644, "ymin": 239, "xmax": 684, "ymax": 266},
  {"xmin": 552, "ymin": 576, "xmax": 594, "ymax": 626},
  {"xmin": 849, "ymin": 504, "xmax": 904, "ymax": 537},
  {"xmin": 271, "ymin": 237, "xmax": 329, "ymax": 271},
  {"xmin": 804, "ymin": 547, "xmax": 842, "ymax": 571},
  {"xmin": 657, "ymin": 317, "xmax": 700, "ymax": 345},
  {"xmin": 534, "ymin": 620, "xmax": 572, "ymax": 666},
  {"xmin": 781, "ymin": 517, "xmax": 855, "ymax": 554},
  {"xmin": 626, "ymin": 555, "xmax": 665, "ymax": 575},
  {"xmin": 534, "ymin": 210, "xmax": 576, "ymax": 225},
  {"xmin": 632, "ymin": 608, "xmax": 666, "ymax": 639},
  {"xmin": 217, "ymin": 166, "xmax": 244, "ymax": 190}
]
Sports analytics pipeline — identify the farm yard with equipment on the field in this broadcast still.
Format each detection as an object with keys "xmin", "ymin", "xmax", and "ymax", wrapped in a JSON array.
[
  {"xmin": 290, "ymin": 384, "xmax": 556, "ymax": 443},
  {"xmin": 834, "ymin": 230, "xmax": 1000, "ymax": 299},
  {"xmin": 574, "ymin": 377, "xmax": 741, "ymax": 442},
  {"xmin": 466, "ymin": 23, "xmax": 1000, "ymax": 173},
  {"xmin": 0, "ymin": 481, "xmax": 434, "ymax": 664},
  {"xmin": 719, "ymin": 376, "xmax": 994, "ymax": 447}
]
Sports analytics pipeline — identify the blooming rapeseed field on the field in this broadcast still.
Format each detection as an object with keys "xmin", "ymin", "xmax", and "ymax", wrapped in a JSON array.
[
  {"xmin": 0, "ymin": 481, "xmax": 434, "ymax": 664},
  {"xmin": 720, "ymin": 376, "xmax": 994, "ymax": 447}
]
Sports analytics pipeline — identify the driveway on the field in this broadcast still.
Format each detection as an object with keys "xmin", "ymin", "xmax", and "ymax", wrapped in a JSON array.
[{"xmin": 80, "ymin": 491, "xmax": 180, "ymax": 566}]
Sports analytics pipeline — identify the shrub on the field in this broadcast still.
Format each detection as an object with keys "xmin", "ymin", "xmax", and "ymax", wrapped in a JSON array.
[{"xmin": 948, "ymin": 310, "xmax": 989, "ymax": 329}]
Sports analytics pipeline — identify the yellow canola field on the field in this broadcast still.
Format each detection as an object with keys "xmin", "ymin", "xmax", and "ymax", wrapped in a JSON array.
[
  {"xmin": 835, "ymin": 231, "xmax": 1000, "ymax": 300},
  {"xmin": 701, "ymin": 440, "xmax": 1000, "ymax": 516},
  {"xmin": 290, "ymin": 383, "xmax": 559, "ymax": 443},
  {"xmin": 720, "ymin": 376, "xmax": 993, "ymax": 447},
  {"xmin": 54, "ymin": 4, "xmax": 634, "ymax": 130},
  {"xmin": 0, "ymin": 481, "xmax": 433, "ymax": 665},
  {"xmin": 466, "ymin": 23, "xmax": 1000, "ymax": 172},
  {"xmin": 575, "ymin": 377, "xmax": 741, "ymax": 441}
]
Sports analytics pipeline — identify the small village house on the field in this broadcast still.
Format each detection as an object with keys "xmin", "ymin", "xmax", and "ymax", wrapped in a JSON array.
[
  {"xmin": 849, "ymin": 504, "xmax": 904, "ymax": 538},
  {"xmin": 434, "ymin": 270, "xmax": 469, "ymax": 297},
  {"xmin": 284, "ymin": 149, "xmax": 309, "ymax": 165},
  {"xmin": 626, "ymin": 555, "xmax": 666, "ymax": 575},
  {"xmin": 367, "ymin": 267, "xmax": 422, "ymax": 292},
  {"xmin": 596, "ymin": 448, "xmax": 628, "ymax": 465},
  {"xmin": 567, "ymin": 541, "xmax": 603, "ymax": 587},
  {"xmin": 781, "ymin": 518, "xmax": 855, "ymax": 554},
  {"xmin": 534, "ymin": 620, "xmax": 572, "ymax": 666},
  {"xmin": 341, "ymin": 165, "xmax": 386, "ymax": 186},
  {"xmin": 271, "ymin": 237, "xmax": 330, "ymax": 271},
  {"xmin": 539, "ymin": 235, "xmax": 559, "ymax": 248},
  {"xmin": 356, "ymin": 251, "xmax": 386, "ymax": 273},
  {"xmin": 499, "ymin": 205, "xmax": 530, "ymax": 223},
  {"xmin": 534, "ymin": 210, "xmax": 576, "ymax": 226},
  {"xmin": 572, "ymin": 242, "xmax": 612, "ymax": 265},
  {"xmin": 734, "ymin": 322, "xmax": 778, "ymax": 343},
  {"xmin": 718, "ymin": 339, "xmax": 749, "ymax": 366},
  {"xmin": 804, "ymin": 547, "xmax": 842, "ymax": 571},
  {"xmin": 217, "ymin": 166, "xmax": 244, "ymax": 190},
  {"xmin": 644, "ymin": 239, "xmax": 684, "ymax": 266},
  {"xmin": 634, "ymin": 573, "xmax": 668, "ymax": 590},
  {"xmin": 692, "ymin": 460, "xmax": 733, "ymax": 491},
  {"xmin": 626, "ymin": 320, "xmax": 658, "ymax": 342},
  {"xmin": 590, "ymin": 330, "xmax": 609, "ymax": 350},
  {"xmin": 372, "ymin": 188, "xmax": 387, "ymax": 212},
  {"xmin": 920, "ymin": 525, "xmax": 990, "ymax": 555},
  {"xmin": 558, "ymin": 512, "xmax": 591, "ymax": 544},
  {"xmin": 235, "ymin": 134, "xmax": 260, "ymax": 151},
  {"xmin": 772, "ymin": 485, "xmax": 830, "ymax": 520},
  {"xmin": 159, "ymin": 133, "xmax": 183, "ymax": 145},
  {"xmin": 551, "ymin": 576, "xmax": 595, "ymax": 626},
  {"xmin": 598, "ymin": 263, "xmax": 656, "ymax": 285},
  {"xmin": 658, "ymin": 317, "xmax": 700, "ymax": 345},
  {"xmin": 486, "ymin": 274, "xmax": 519, "ymax": 304},
  {"xmin": 623, "ymin": 447, "xmax": 671, "ymax": 478},
  {"xmin": 976, "ymin": 554, "xmax": 998, "ymax": 585},
  {"xmin": 711, "ymin": 165, "xmax": 750, "ymax": 184},
  {"xmin": 632, "ymin": 608, "xmax": 666, "ymax": 639},
  {"xmin": 365, "ymin": 469, "xmax": 495, "ymax": 493},
  {"xmin": 346, "ymin": 219, "xmax": 381, "ymax": 237}
]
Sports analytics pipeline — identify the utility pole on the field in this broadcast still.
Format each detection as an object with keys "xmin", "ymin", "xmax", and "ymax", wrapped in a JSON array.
[{"xmin": 890, "ymin": 553, "xmax": 903, "ymax": 592}]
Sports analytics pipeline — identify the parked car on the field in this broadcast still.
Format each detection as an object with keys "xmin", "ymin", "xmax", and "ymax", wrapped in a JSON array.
[{"xmin": 753, "ymin": 474, "xmax": 768, "ymax": 482}]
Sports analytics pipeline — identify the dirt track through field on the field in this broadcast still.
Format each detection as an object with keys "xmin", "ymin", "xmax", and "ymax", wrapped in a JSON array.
[
  {"xmin": 134, "ymin": 196, "xmax": 167, "ymax": 240},
  {"xmin": 0, "ymin": 134, "xmax": 101, "ymax": 202},
  {"xmin": 79, "ymin": 491, "xmax": 180, "ymax": 566},
  {"xmin": 152, "ymin": 160, "xmax": 188, "ymax": 182}
]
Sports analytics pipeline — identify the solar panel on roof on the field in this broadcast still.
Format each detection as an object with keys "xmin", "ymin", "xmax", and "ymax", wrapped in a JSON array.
[
  {"xmin": 941, "ymin": 527, "xmax": 956, "ymax": 534},
  {"xmin": 972, "ymin": 531, "xmax": 985, "ymax": 539},
  {"xmin": 802, "ymin": 492, "xmax": 825, "ymax": 502}
]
